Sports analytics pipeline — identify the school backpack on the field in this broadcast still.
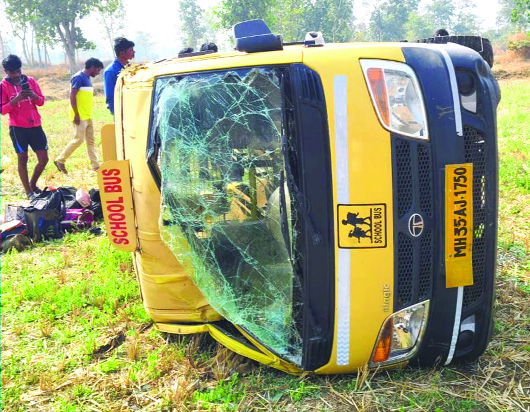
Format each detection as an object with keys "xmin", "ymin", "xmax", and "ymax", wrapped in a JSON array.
[{"xmin": 24, "ymin": 187, "xmax": 66, "ymax": 241}]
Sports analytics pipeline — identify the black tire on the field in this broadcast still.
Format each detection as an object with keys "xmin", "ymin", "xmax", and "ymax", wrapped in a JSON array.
[{"xmin": 417, "ymin": 35, "xmax": 494, "ymax": 67}]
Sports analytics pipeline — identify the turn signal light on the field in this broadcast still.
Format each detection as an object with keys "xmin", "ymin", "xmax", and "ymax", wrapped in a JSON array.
[
  {"xmin": 366, "ymin": 68, "xmax": 390, "ymax": 126},
  {"xmin": 372, "ymin": 317, "xmax": 393, "ymax": 363}
]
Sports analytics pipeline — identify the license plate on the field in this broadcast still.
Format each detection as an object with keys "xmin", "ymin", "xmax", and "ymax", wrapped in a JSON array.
[{"xmin": 445, "ymin": 163, "xmax": 474, "ymax": 288}]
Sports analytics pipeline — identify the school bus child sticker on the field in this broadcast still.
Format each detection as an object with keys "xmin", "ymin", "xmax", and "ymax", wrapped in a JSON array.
[{"xmin": 338, "ymin": 204, "xmax": 387, "ymax": 248}]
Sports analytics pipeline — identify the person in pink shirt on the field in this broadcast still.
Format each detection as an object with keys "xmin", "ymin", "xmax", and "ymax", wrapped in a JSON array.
[{"xmin": 1, "ymin": 54, "xmax": 48, "ymax": 199}]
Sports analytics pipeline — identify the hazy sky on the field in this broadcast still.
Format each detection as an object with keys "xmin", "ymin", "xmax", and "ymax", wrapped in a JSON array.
[
  {"xmin": 1, "ymin": 0, "xmax": 503, "ymax": 62},
  {"xmin": 119, "ymin": 0, "xmax": 502, "ymax": 37},
  {"xmin": 97, "ymin": 0, "xmax": 502, "ymax": 58}
]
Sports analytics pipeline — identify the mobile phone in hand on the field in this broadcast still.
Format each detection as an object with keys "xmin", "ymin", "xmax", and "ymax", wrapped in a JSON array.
[{"xmin": 21, "ymin": 82, "xmax": 30, "ymax": 91}]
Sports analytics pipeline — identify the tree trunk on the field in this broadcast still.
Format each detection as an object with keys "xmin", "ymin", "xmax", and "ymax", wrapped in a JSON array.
[
  {"xmin": 44, "ymin": 44, "xmax": 49, "ymax": 70},
  {"xmin": 57, "ymin": 22, "xmax": 77, "ymax": 73},
  {"xmin": 0, "ymin": 31, "xmax": 6, "ymax": 60},
  {"xmin": 37, "ymin": 42, "xmax": 43, "ymax": 67},
  {"xmin": 30, "ymin": 29, "xmax": 35, "ymax": 66},
  {"xmin": 22, "ymin": 36, "xmax": 31, "ymax": 66}
]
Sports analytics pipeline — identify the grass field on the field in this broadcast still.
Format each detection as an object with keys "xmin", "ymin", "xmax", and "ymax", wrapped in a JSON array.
[{"xmin": 1, "ymin": 79, "xmax": 529, "ymax": 411}]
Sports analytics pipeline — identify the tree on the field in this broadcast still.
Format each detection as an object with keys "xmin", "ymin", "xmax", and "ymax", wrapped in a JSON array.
[
  {"xmin": 37, "ymin": 0, "xmax": 115, "ymax": 72},
  {"xmin": 512, "ymin": 0, "xmax": 530, "ymax": 28},
  {"xmin": 452, "ymin": 0, "xmax": 480, "ymax": 34},
  {"xmin": 98, "ymin": 0, "xmax": 126, "ymax": 58},
  {"xmin": 272, "ymin": 0, "xmax": 306, "ymax": 42},
  {"xmin": 209, "ymin": 0, "xmax": 354, "ymax": 46},
  {"xmin": 427, "ymin": 0, "xmax": 455, "ymax": 32},
  {"xmin": 3, "ymin": 0, "xmax": 119, "ymax": 72},
  {"xmin": 213, "ymin": 0, "xmax": 278, "ymax": 30},
  {"xmin": 2, "ymin": 0, "xmax": 36, "ymax": 64},
  {"xmin": 404, "ymin": 11, "xmax": 435, "ymax": 40},
  {"xmin": 368, "ymin": 0, "xmax": 419, "ymax": 41},
  {"xmin": 134, "ymin": 31, "xmax": 156, "ymax": 62},
  {"xmin": 179, "ymin": 0, "xmax": 207, "ymax": 49},
  {"xmin": 303, "ymin": 0, "xmax": 355, "ymax": 42}
]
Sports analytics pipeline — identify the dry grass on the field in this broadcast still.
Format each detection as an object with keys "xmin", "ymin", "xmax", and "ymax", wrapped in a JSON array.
[
  {"xmin": 493, "ymin": 59, "xmax": 530, "ymax": 80},
  {"xmin": 493, "ymin": 32, "xmax": 530, "ymax": 79},
  {"xmin": 1, "ymin": 62, "xmax": 529, "ymax": 412}
]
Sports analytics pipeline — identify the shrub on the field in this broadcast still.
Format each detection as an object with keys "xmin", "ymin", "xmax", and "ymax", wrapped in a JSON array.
[{"xmin": 507, "ymin": 31, "xmax": 530, "ymax": 59}]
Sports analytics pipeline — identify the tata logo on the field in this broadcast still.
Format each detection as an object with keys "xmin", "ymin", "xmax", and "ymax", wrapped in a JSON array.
[
  {"xmin": 408, "ymin": 213, "xmax": 425, "ymax": 237},
  {"xmin": 338, "ymin": 204, "xmax": 387, "ymax": 248}
]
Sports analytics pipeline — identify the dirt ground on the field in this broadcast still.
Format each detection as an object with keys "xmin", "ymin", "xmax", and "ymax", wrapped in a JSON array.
[{"xmin": 25, "ymin": 64, "xmax": 105, "ymax": 101}]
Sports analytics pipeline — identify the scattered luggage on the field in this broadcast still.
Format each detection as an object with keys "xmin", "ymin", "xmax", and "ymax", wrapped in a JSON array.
[
  {"xmin": 23, "ymin": 187, "xmax": 66, "ymax": 241},
  {"xmin": 0, "ymin": 219, "xmax": 29, "ymax": 242},
  {"xmin": 0, "ymin": 234, "xmax": 32, "ymax": 254},
  {"xmin": 1, "ymin": 185, "xmax": 103, "ymax": 253},
  {"xmin": 61, "ymin": 209, "xmax": 95, "ymax": 231}
]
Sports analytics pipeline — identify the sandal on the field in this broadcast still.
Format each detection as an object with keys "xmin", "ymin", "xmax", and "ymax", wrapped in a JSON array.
[{"xmin": 54, "ymin": 160, "xmax": 68, "ymax": 174}]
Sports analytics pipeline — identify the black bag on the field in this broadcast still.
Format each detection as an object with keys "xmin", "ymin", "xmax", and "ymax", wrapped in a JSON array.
[
  {"xmin": 24, "ymin": 188, "xmax": 66, "ymax": 241},
  {"xmin": 88, "ymin": 189, "xmax": 103, "ymax": 220},
  {"xmin": 58, "ymin": 186, "xmax": 78, "ymax": 209}
]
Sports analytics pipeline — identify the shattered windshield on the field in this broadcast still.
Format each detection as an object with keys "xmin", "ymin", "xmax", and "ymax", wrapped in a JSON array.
[{"xmin": 151, "ymin": 67, "xmax": 302, "ymax": 364}]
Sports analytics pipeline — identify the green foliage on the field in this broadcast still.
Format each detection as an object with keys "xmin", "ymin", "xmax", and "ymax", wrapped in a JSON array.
[
  {"xmin": 512, "ymin": 0, "xmax": 530, "ymax": 28},
  {"xmin": 213, "ymin": 0, "xmax": 278, "ymax": 30},
  {"xmin": 428, "ymin": 0, "xmax": 455, "ymax": 31},
  {"xmin": 301, "ymin": 0, "xmax": 355, "ymax": 42},
  {"xmin": 369, "ymin": 0, "xmax": 483, "ymax": 42},
  {"xmin": 1, "ymin": 73, "xmax": 529, "ymax": 412},
  {"xmin": 2, "ymin": 0, "xmax": 119, "ymax": 71},
  {"xmin": 452, "ymin": 0, "xmax": 480, "ymax": 34},
  {"xmin": 507, "ymin": 32, "xmax": 530, "ymax": 56},
  {"xmin": 404, "ymin": 12, "xmax": 435, "ymax": 40},
  {"xmin": 134, "ymin": 31, "xmax": 156, "ymax": 62},
  {"xmin": 290, "ymin": 380, "xmax": 321, "ymax": 402},
  {"xmin": 369, "ymin": 0, "xmax": 419, "ymax": 41},
  {"xmin": 179, "ymin": 0, "xmax": 207, "ymax": 49},
  {"xmin": 508, "ymin": 35, "xmax": 530, "ymax": 49},
  {"xmin": 497, "ymin": 81, "xmax": 530, "ymax": 193},
  {"xmin": 211, "ymin": 0, "xmax": 354, "ymax": 43},
  {"xmin": 97, "ymin": 355, "xmax": 123, "ymax": 373},
  {"xmin": 97, "ymin": 0, "xmax": 125, "ymax": 56},
  {"xmin": 193, "ymin": 373, "xmax": 245, "ymax": 410}
]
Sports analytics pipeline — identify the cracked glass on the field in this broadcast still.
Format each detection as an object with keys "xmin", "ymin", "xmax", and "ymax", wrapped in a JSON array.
[{"xmin": 150, "ymin": 67, "xmax": 302, "ymax": 364}]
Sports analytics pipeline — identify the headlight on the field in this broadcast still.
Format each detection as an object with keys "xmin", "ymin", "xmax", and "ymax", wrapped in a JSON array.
[
  {"xmin": 369, "ymin": 300, "xmax": 430, "ymax": 367},
  {"xmin": 360, "ymin": 59, "xmax": 428, "ymax": 140}
]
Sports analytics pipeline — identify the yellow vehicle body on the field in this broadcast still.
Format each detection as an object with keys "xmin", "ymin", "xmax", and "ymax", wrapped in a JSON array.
[{"xmin": 99, "ymin": 34, "xmax": 499, "ymax": 374}]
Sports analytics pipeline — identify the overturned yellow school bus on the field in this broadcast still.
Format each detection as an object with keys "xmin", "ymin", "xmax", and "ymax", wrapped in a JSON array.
[{"xmin": 98, "ymin": 20, "xmax": 500, "ymax": 374}]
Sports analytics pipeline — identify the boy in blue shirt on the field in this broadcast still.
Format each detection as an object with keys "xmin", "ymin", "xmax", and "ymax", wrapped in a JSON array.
[{"xmin": 104, "ymin": 37, "xmax": 135, "ymax": 115}]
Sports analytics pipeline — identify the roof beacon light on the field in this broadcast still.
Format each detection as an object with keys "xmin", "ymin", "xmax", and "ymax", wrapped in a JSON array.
[
  {"xmin": 305, "ymin": 31, "xmax": 325, "ymax": 47},
  {"xmin": 233, "ymin": 19, "xmax": 283, "ymax": 53}
]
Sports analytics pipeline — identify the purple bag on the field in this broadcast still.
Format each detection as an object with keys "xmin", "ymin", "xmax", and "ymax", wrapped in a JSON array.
[{"xmin": 61, "ymin": 209, "xmax": 94, "ymax": 232}]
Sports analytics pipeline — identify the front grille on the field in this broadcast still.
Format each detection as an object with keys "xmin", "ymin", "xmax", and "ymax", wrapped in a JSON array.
[
  {"xmin": 418, "ymin": 145, "xmax": 433, "ymax": 216},
  {"xmin": 419, "ymin": 230, "xmax": 433, "ymax": 301},
  {"xmin": 395, "ymin": 140, "xmax": 413, "ymax": 218},
  {"xmin": 397, "ymin": 233, "xmax": 414, "ymax": 307},
  {"xmin": 463, "ymin": 126, "xmax": 487, "ymax": 308},
  {"xmin": 393, "ymin": 138, "xmax": 434, "ymax": 310}
]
